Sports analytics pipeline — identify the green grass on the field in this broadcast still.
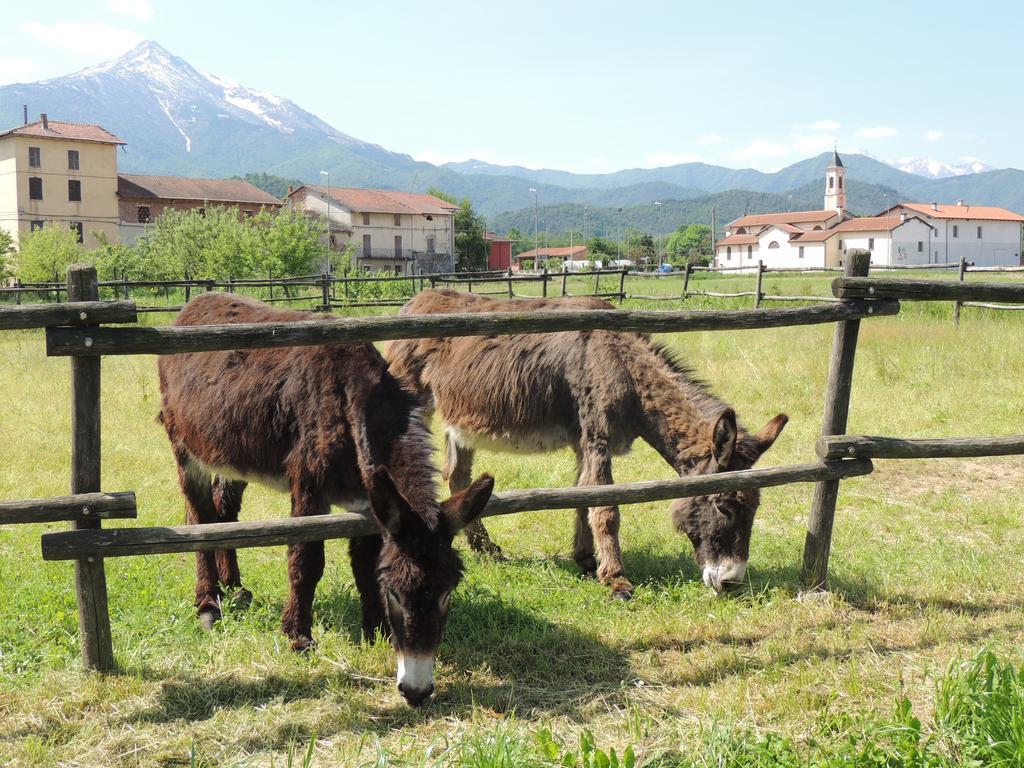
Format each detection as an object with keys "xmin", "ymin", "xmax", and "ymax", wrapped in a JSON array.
[{"xmin": 2, "ymin": 276, "xmax": 1024, "ymax": 765}]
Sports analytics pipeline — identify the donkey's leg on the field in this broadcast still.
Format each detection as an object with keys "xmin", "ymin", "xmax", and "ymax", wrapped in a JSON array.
[
  {"xmin": 281, "ymin": 480, "xmax": 330, "ymax": 652},
  {"xmin": 443, "ymin": 429, "xmax": 502, "ymax": 557},
  {"xmin": 571, "ymin": 450, "xmax": 597, "ymax": 576},
  {"xmin": 174, "ymin": 451, "xmax": 223, "ymax": 628},
  {"xmin": 579, "ymin": 445, "xmax": 633, "ymax": 599},
  {"xmin": 349, "ymin": 534, "xmax": 387, "ymax": 642},
  {"xmin": 212, "ymin": 477, "xmax": 251, "ymax": 610}
]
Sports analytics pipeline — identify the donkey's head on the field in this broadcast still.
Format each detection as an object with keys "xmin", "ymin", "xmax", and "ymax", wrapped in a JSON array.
[
  {"xmin": 671, "ymin": 410, "xmax": 787, "ymax": 595},
  {"xmin": 368, "ymin": 466, "xmax": 494, "ymax": 706}
]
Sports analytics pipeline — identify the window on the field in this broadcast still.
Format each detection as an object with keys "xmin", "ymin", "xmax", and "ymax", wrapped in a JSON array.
[
  {"xmin": 28, "ymin": 147, "xmax": 41, "ymax": 167},
  {"xmin": 747, "ymin": 245, "xmax": 752, "ymax": 259},
  {"xmin": 71, "ymin": 222, "xmax": 83, "ymax": 244},
  {"xmin": 736, "ymin": 227, "xmax": 746, "ymax": 234},
  {"xmin": 362, "ymin": 212, "xmax": 370, "ymax": 225},
  {"xmin": 393, "ymin": 214, "xmax": 401, "ymax": 226},
  {"xmin": 868, "ymin": 237, "xmax": 875, "ymax": 251},
  {"xmin": 799, "ymin": 246, "xmax": 805, "ymax": 259},
  {"xmin": 28, "ymin": 177, "xmax": 42, "ymax": 200},
  {"xmin": 726, "ymin": 246, "xmax": 732, "ymax": 260},
  {"xmin": 977, "ymin": 225, "xmax": 983, "ymax": 239},
  {"xmin": 829, "ymin": 176, "xmax": 834, "ymax": 189},
  {"xmin": 953, "ymin": 225, "xmax": 959, "ymax": 238},
  {"xmin": 768, "ymin": 241, "xmax": 780, "ymax": 249},
  {"xmin": 426, "ymin": 236, "xmax": 435, "ymax": 253},
  {"xmin": 137, "ymin": 205, "xmax": 151, "ymax": 224},
  {"xmin": 918, "ymin": 241, "xmax": 923, "ymax": 252},
  {"xmin": 838, "ymin": 176, "xmax": 843, "ymax": 189},
  {"xmin": 30, "ymin": 220, "xmax": 44, "ymax": 232},
  {"xmin": 68, "ymin": 179, "xmax": 82, "ymax": 202},
  {"xmin": 67, "ymin": 150, "xmax": 80, "ymax": 171}
]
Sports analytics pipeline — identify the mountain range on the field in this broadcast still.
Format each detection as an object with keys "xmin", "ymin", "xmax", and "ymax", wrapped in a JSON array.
[{"xmin": 2, "ymin": 41, "xmax": 1022, "ymax": 235}]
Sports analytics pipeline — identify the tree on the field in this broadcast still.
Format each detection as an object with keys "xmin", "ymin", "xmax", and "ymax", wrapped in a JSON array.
[
  {"xmin": 666, "ymin": 224, "xmax": 712, "ymax": 266},
  {"xmin": 0, "ymin": 229, "xmax": 14, "ymax": 282},
  {"xmin": 16, "ymin": 225, "xmax": 87, "ymax": 283},
  {"xmin": 428, "ymin": 188, "xmax": 487, "ymax": 272},
  {"xmin": 624, "ymin": 229, "xmax": 655, "ymax": 266},
  {"xmin": 586, "ymin": 235, "xmax": 617, "ymax": 260}
]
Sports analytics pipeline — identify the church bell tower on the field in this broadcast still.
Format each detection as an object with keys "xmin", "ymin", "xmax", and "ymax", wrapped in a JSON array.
[{"xmin": 824, "ymin": 149, "xmax": 846, "ymax": 213}]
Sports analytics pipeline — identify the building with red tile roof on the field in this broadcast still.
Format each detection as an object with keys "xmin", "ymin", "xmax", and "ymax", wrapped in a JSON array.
[
  {"xmin": 286, "ymin": 184, "xmax": 457, "ymax": 275},
  {"xmin": 715, "ymin": 152, "xmax": 1023, "ymax": 269}
]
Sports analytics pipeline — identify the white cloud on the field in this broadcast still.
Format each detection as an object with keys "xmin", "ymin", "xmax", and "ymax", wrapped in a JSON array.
[
  {"xmin": 645, "ymin": 151, "xmax": 701, "ymax": 167},
  {"xmin": 0, "ymin": 57, "xmax": 36, "ymax": 85},
  {"xmin": 858, "ymin": 126, "xmax": 899, "ymax": 138},
  {"xmin": 107, "ymin": 0, "xmax": 154, "ymax": 20},
  {"xmin": 727, "ymin": 138, "xmax": 790, "ymax": 162},
  {"xmin": 808, "ymin": 119, "xmax": 841, "ymax": 131},
  {"xmin": 697, "ymin": 132, "xmax": 727, "ymax": 146},
  {"xmin": 924, "ymin": 129, "xmax": 944, "ymax": 142},
  {"xmin": 19, "ymin": 21, "xmax": 142, "ymax": 58}
]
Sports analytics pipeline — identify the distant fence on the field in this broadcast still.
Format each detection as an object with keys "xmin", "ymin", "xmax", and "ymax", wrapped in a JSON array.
[
  {"xmin": 3, "ymin": 254, "xmax": 1024, "ymax": 673},
  {"xmin": 4, "ymin": 259, "xmax": 1022, "ymax": 321}
]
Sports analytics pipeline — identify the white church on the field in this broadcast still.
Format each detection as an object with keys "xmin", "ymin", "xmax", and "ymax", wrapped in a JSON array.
[{"xmin": 713, "ymin": 152, "xmax": 1024, "ymax": 269}]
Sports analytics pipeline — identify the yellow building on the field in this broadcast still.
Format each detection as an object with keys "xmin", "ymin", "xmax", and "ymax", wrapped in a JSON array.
[{"xmin": 0, "ymin": 114, "xmax": 124, "ymax": 250}]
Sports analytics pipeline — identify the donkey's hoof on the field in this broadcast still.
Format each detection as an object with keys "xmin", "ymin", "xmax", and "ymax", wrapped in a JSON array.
[
  {"xmin": 609, "ymin": 579, "xmax": 635, "ymax": 601},
  {"xmin": 227, "ymin": 588, "xmax": 253, "ymax": 611},
  {"xmin": 198, "ymin": 607, "xmax": 221, "ymax": 631},
  {"xmin": 291, "ymin": 635, "xmax": 316, "ymax": 653},
  {"xmin": 575, "ymin": 555, "xmax": 598, "ymax": 576}
]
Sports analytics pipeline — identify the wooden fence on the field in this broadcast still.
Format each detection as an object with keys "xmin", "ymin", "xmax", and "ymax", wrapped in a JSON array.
[
  {"xmin": 2, "ymin": 252, "xmax": 1024, "ymax": 672},
  {"xmin": 5, "ymin": 258, "xmax": 1021, "ymax": 320}
]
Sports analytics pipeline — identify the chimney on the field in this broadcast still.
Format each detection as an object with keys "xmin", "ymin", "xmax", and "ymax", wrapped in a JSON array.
[
  {"xmin": 22, "ymin": 104, "xmax": 28, "ymax": 125},
  {"xmin": 931, "ymin": 201, "xmax": 938, "ymax": 211},
  {"xmin": 956, "ymin": 199, "xmax": 965, "ymax": 206},
  {"xmin": 900, "ymin": 213, "xmax": 906, "ymax": 222},
  {"xmin": 40, "ymin": 113, "xmax": 48, "ymax": 130}
]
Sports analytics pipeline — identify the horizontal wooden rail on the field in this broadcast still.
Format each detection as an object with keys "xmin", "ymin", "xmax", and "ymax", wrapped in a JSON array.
[
  {"xmin": 40, "ymin": 460, "xmax": 871, "ymax": 560},
  {"xmin": 834, "ymin": 277, "xmax": 1024, "ymax": 303},
  {"xmin": 818, "ymin": 434, "xmax": 1024, "ymax": 460},
  {"xmin": 0, "ymin": 301, "xmax": 137, "ymax": 330},
  {"xmin": 961, "ymin": 302, "xmax": 1024, "ymax": 311},
  {"xmin": 46, "ymin": 301, "xmax": 899, "ymax": 357},
  {"xmin": 965, "ymin": 265, "xmax": 1024, "ymax": 273},
  {"xmin": 0, "ymin": 491, "xmax": 136, "ymax": 525}
]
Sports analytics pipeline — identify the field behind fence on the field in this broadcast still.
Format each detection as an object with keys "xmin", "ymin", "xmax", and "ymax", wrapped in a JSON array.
[{"xmin": 2, "ymin": 258, "xmax": 1024, "ymax": 765}]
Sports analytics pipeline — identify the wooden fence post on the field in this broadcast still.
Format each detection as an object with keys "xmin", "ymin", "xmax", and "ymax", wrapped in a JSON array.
[
  {"xmin": 801, "ymin": 249, "xmax": 871, "ymax": 592},
  {"xmin": 542, "ymin": 267, "xmax": 548, "ymax": 297},
  {"xmin": 507, "ymin": 268, "xmax": 513, "ymax": 298},
  {"xmin": 594, "ymin": 267, "xmax": 602, "ymax": 296},
  {"xmin": 122, "ymin": 275, "xmax": 129, "ymax": 301},
  {"xmin": 618, "ymin": 269, "xmax": 627, "ymax": 304},
  {"xmin": 268, "ymin": 269, "xmax": 274, "ymax": 300},
  {"xmin": 67, "ymin": 264, "xmax": 115, "ymax": 672},
  {"xmin": 753, "ymin": 260, "xmax": 765, "ymax": 308},
  {"xmin": 561, "ymin": 266, "xmax": 569, "ymax": 296},
  {"xmin": 683, "ymin": 262, "xmax": 692, "ymax": 298},
  {"xmin": 184, "ymin": 274, "xmax": 191, "ymax": 303},
  {"xmin": 953, "ymin": 257, "xmax": 966, "ymax": 326},
  {"xmin": 320, "ymin": 273, "xmax": 330, "ymax": 311}
]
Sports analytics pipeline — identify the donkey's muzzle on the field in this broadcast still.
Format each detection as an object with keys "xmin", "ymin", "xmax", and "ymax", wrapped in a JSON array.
[
  {"xmin": 398, "ymin": 681, "xmax": 435, "ymax": 707},
  {"xmin": 702, "ymin": 559, "xmax": 747, "ymax": 595}
]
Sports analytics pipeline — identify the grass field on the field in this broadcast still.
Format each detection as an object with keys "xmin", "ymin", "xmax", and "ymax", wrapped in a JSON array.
[{"xmin": 2, "ymin": 273, "xmax": 1024, "ymax": 766}]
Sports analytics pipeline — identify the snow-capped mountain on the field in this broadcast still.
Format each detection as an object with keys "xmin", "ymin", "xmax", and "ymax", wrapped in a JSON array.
[
  {"xmin": 0, "ymin": 40, "xmax": 410, "ymax": 178},
  {"xmin": 885, "ymin": 156, "xmax": 995, "ymax": 179}
]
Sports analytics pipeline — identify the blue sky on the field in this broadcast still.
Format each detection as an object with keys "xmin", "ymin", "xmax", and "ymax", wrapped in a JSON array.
[{"xmin": 1, "ymin": 0, "xmax": 1021, "ymax": 173}]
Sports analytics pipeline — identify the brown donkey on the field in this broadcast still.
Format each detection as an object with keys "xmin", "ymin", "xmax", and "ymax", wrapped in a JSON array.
[
  {"xmin": 385, "ymin": 289, "xmax": 787, "ymax": 599},
  {"xmin": 158, "ymin": 293, "xmax": 493, "ymax": 706}
]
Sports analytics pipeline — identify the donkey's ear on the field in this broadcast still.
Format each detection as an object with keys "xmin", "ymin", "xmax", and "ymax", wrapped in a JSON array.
[
  {"xmin": 752, "ymin": 413, "xmax": 788, "ymax": 458},
  {"xmin": 711, "ymin": 409, "xmax": 738, "ymax": 469},
  {"xmin": 368, "ymin": 465, "xmax": 413, "ymax": 539},
  {"xmin": 441, "ymin": 474, "xmax": 494, "ymax": 533}
]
